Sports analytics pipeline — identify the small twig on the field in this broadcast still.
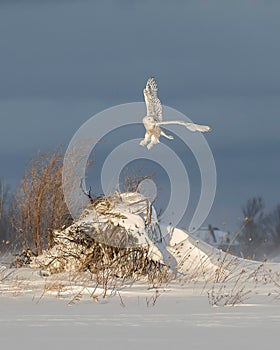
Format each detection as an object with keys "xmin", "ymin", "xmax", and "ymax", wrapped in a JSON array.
[{"xmin": 80, "ymin": 179, "xmax": 95, "ymax": 204}]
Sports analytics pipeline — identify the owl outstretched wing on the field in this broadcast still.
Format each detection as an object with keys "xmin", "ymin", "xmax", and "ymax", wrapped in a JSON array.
[
  {"xmin": 143, "ymin": 77, "xmax": 163, "ymax": 122},
  {"xmin": 157, "ymin": 120, "xmax": 211, "ymax": 132}
]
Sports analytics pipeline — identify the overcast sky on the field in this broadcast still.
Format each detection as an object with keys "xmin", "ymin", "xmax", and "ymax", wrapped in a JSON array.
[{"xmin": 0, "ymin": 0, "xmax": 279, "ymax": 232}]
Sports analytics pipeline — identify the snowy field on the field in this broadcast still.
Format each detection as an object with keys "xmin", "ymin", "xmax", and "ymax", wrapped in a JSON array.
[
  {"xmin": 1, "ymin": 228, "xmax": 280, "ymax": 350},
  {"xmin": 1, "ymin": 288, "xmax": 280, "ymax": 350}
]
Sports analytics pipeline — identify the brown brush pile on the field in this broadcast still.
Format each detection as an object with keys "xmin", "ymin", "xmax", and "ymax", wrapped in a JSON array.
[{"xmin": 27, "ymin": 193, "xmax": 169, "ymax": 283}]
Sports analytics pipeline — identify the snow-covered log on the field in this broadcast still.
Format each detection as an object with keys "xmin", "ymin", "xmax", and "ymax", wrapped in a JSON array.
[{"xmin": 30, "ymin": 192, "xmax": 165, "ymax": 276}]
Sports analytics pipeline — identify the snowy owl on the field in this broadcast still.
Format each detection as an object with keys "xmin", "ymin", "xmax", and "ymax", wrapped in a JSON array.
[{"xmin": 139, "ymin": 77, "xmax": 211, "ymax": 149}]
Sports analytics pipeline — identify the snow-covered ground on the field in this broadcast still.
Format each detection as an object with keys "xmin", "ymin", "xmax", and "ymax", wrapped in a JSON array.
[
  {"xmin": 1, "ymin": 288, "xmax": 280, "ymax": 350},
  {"xmin": 1, "ymin": 227, "xmax": 280, "ymax": 350}
]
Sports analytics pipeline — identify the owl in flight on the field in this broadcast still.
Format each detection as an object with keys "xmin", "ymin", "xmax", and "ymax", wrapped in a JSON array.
[{"xmin": 139, "ymin": 77, "xmax": 211, "ymax": 149}]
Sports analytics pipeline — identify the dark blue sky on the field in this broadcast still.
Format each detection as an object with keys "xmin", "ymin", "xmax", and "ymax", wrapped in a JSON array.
[{"xmin": 0, "ymin": 0, "xmax": 279, "ymax": 232}]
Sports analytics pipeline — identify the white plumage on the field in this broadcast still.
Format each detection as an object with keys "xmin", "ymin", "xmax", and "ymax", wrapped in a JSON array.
[{"xmin": 140, "ymin": 77, "xmax": 211, "ymax": 149}]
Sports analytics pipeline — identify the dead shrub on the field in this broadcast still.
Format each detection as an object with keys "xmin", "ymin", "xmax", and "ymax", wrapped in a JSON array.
[{"xmin": 12, "ymin": 149, "xmax": 72, "ymax": 254}]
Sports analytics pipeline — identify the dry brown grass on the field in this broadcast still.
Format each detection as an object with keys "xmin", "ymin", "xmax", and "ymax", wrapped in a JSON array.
[
  {"xmin": 206, "ymin": 252, "xmax": 280, "ymax": 307},
  {"xmin": 12, "ymin": 149, "xmax": 72, "ymax": 255},
  {"xmin": 121, "ymin": 167, "xmax": 156, "ymax": 193}
]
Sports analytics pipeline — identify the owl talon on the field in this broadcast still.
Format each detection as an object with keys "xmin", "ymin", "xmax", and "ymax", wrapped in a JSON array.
[{"xmin": 139, "ymin": 140, "xmax": 146, "ymax": 146}]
